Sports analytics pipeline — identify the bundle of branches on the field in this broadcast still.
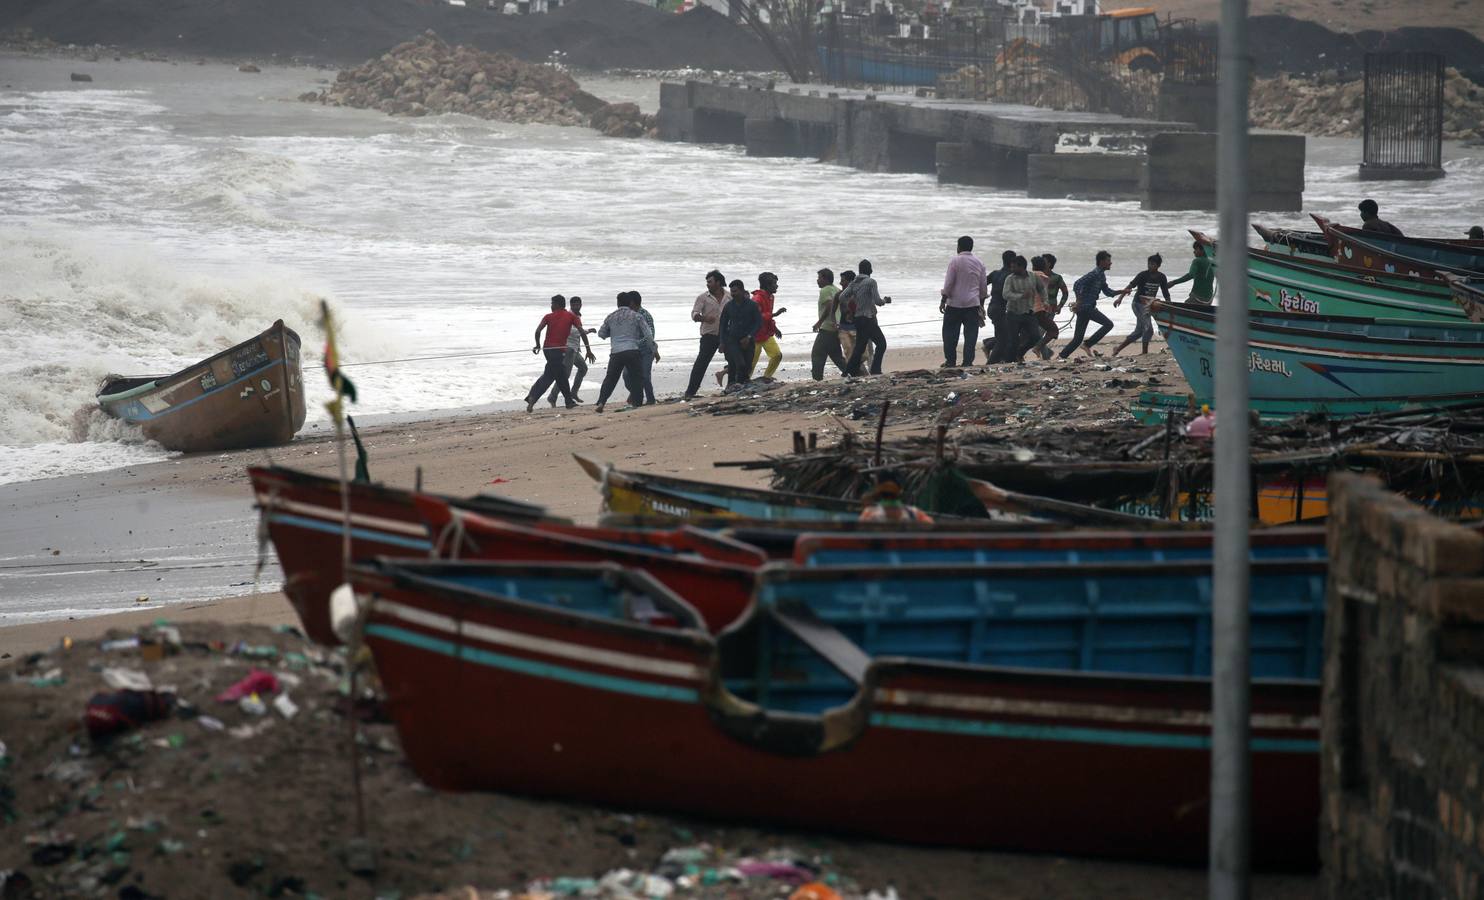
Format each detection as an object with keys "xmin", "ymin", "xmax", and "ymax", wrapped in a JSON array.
[{"xmin": 761, "ymin": 403, "xmax": 1484, "ymax": 514}]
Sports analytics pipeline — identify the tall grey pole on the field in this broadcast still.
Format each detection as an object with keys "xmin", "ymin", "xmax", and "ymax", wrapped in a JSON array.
[{"xmin": 1210, "ymin": 0, "xmax": 1252, "ymax": 897}]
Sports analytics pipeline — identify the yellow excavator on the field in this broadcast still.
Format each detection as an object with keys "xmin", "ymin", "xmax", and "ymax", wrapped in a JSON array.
[{"xmin": 997, "ymin": 6, "xmax": 1200, "ymax": 75}]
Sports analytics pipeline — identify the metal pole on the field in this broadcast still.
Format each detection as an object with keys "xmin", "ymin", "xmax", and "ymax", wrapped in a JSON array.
[{"xmin": 1210, "ymin": 0, "xmax": 1251, "ymax": 896}]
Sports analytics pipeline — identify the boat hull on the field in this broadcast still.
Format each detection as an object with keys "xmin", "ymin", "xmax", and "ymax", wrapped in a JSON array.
[
  {"xmin": 1156, "ymin": 302, "xmax": 1484, "ymax": 419},
  {"xmin": 97, "ymin": 320, "xmax": 306, "ymax": 452},
  {"xmin": 355, "ymin": 561, "xmax": 1320, "ymax": 868},
  {"xmin": 1318, "ymin": 218, "xmax": 1484, "ymax": 280},
  {"xmin": 1247, "ymin": 249, "xmax": 1463, "ymax": 322}
]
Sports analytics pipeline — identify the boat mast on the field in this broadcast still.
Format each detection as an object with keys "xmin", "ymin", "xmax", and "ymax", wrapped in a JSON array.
[{"xmin": 1210, "ymin": 0, "xmax": 1253, "ymax": 896}]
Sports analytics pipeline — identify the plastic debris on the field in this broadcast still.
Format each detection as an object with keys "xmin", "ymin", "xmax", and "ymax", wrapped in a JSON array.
[
  {"xmin": 102, "ymin": 668, "xmax": 153, "ymax": 691},
  {"xmin": 238, "ymin": 693, "xmax": 268, "ymax": 717},
  {"xmin": 791, "ymin": 884, "xmax": 844, "ymax": 900},
  {"xmin": 29, "ymin": 668, "xmax": 65, "ymax": 687},
  {"xmin": 197, "ymin": 715, "xmax": 226, "ymax": 732},
  {"xmin": 100, "ymin": 637, "xmax": 141, "ymax": 652},
  {"xmin": 272, "ymin": 693, "xmax": 300, "ymax": 720},
  {"xmin": 215, "ymin": 669, "xmax": 279, "ymax": 703},
  {"xmin": 85, "ymin": 689, "xmax": 175, "ymax": 740}
]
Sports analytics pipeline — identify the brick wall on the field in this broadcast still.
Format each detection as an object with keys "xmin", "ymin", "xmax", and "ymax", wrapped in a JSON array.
[{"xmin": 1323, "ymin": 473, "xmax": 1484, "ymax": 899}]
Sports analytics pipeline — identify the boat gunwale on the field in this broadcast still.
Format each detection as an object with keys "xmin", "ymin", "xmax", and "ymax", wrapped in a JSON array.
[
  {"xmin": 95, "ymin": 320, "xmax": 300, "ymax": 403},
  {"xmin": 1155, "ymin": 300, "xmax": 1484, "ymax": 350}
]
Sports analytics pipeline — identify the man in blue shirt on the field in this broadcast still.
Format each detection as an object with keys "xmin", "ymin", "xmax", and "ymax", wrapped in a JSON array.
[{"xmin": 1058, "ymin": 250, "xmax": 1118, "ymax": 359}]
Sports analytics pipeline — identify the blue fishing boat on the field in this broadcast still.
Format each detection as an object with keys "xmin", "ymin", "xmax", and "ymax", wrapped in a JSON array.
[
  {"xmin": 1316, "ymin": 216, "xmax": 1484, "ymax": 279},
  {"xmin": 1155, "ymin": 301, "xmax": 1484, "ymax": 419},
  {"xmin": 355, "ymin": 553, "xmax": 1322, "ymax": 867}
]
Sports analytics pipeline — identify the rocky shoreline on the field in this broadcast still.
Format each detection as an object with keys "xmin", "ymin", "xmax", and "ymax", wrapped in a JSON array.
[
  {"xmin": 301, "ymin": 31, "xmax": 653, "ymax": 137},
  {"xmin": 1250, "ymin": 67, "xmax": 1484, "ymax": 143}
]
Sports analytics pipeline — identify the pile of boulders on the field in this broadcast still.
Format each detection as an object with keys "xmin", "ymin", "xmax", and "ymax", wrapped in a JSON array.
[
  {"xmin": 302, "ymin": 30, "xmax": 655, "ymax": 137},
  {"xmin": 1250, "ymin": 67, "xmax": 1484, "ymax": 142}
]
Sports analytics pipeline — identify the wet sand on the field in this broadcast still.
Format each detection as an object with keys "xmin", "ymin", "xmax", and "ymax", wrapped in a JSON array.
[{"xmin": 1, "ymin": 340, "xmax": 1182, "ymax": 643}]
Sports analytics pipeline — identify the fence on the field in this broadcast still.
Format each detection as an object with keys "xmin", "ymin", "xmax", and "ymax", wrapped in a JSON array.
[
  {"xmin": 813, "ymin": 13, "xmax": 1214, "ymax": 122},
  {"xmin": 1361, "ymin": 51, "xmax": 1445, "ymax": 180},
  {"xmin": 815, "ymin": 13, "xmax": 1004, "ymax": 90}
]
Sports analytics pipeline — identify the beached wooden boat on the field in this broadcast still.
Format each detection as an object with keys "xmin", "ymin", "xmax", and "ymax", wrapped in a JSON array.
[
  {"xmin": 250, "ymin": 465, "xmax": 763, "ymax": 644},
  {"xmin": 353, "ymin": 554, "xmax": 1323, "ymax": 866},
  {"xmin": 1156, "ymin": 301, "xmax": 1484, "ymax": 420},
  {"xmin": 967, "ymin": 478, "xmax": 1197, "ymax": 528},
  {"xmin": 1253, "ymin": 223, "xmax": 1484, "ymax": 262},
  {"xmin": 574, "ymin": 453, "xmax": 871, "ymax": 522},
  {"xmin": 249, "ymin": 465, "xmax": 558, "ymax": 644},
  {"xmin": 414, "ymin": 495, "xmax": 758, "ymax": 632},
  {"xmin": 1315, "ymin": 216, "xmax": 1484, "ymax": 280},
  {"xmin": 1446, "ymin": 273, "xmax": 1484, "ymax": 323},
  {"xmin": 97, "ymin": 320, "xmax": 307, "ymax": 452}
]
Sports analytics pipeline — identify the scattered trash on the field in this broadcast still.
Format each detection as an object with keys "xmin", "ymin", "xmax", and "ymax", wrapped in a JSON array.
[
  {"xmin": 85, "ymin": 689, "xmax": 175, "ymax": 740},
  {"xmin": 102, "ymin": 668, "xmax": 153, "ymax": 691},
  {"xmin": 215, "ymin": 669, "xmax": 279, "ymax": 703},
  {"xmin": 100, "ymin": 637, "xmax": 141, "ymax": 652},
  {"xmin": 238, "ymin": 693, "xmax": 268, "ymax": 717},
  {"xmin": 272, "ymin": 693, "xmax": 300, "ymax": 720},
  {"xmin": 28, "ymin": 668, "xmax": 65, "ymax": 688},
  {"xmin": 197, "ymin": 715, "xmax": 226, "ymax": 732}
]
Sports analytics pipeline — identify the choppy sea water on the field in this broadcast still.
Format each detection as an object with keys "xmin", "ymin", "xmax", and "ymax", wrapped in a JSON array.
[{"xmin": 3, "ymin": 52, "xmax": 1482, "ymax": 485}]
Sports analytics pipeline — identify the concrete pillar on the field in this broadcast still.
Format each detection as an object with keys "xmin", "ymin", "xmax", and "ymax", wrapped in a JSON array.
[
  {"xmin": 657, "ymin": 108, "xmax": 695, "ymax": 143},
  {"xmin": 886, "ymin": 130, "xmax": 939, "ymax": 175},
  {"xmin": 692, "ymin": 109, "xmax": 747, "ymax": 145},
  {"xmin": 936, "ymin": 142, "xmax": 993, "ymax": 186},
  {"xmin": 744, "ymin": 118, "xmax": 794, "ymax": 157},
  {"xmin": 1027, "ymin": 153, "xmax": 1143, "ymax": 200},
  {"xmin": 1141, "ymin": 132, "xmax": 1305, "ymax": 211}
]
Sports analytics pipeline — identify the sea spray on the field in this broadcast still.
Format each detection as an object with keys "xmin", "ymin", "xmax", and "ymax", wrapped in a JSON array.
[{"xmin": 0, "ymin": 226, "xmax": 382, "ymax": 482}]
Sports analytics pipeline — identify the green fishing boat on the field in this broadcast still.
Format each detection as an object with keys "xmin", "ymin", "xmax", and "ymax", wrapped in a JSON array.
[
  {"xmin": 1192, "ymin": 231, "xmax": 1466, "ymax": 321},
  {"xmin": 1154, "ymin": 301, "xmax": 1484, "ymax": 420}
]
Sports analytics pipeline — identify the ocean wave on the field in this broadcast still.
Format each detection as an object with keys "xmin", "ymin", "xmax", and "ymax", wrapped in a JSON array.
[{"xmin": 0, "ymin": 226, "xmax": 385, "ymax": 459}]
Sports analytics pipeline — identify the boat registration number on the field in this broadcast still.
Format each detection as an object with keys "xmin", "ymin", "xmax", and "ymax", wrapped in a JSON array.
[{"xmin": 231, "ymin": 341, "xmax": 270, "ymax": 376}]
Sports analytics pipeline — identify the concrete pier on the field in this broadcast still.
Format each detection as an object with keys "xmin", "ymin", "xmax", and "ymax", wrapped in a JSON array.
[{"xmin": 658, "ymin": 80, "xmax": 1306, "ymax": 211}]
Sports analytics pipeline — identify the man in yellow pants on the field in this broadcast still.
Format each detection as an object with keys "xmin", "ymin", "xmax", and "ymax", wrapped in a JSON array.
[{"xmin": 749, "ymin": 271, "xmax": 786, "ymax": 380}]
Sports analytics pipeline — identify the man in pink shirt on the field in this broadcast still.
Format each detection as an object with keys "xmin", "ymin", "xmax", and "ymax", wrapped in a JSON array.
[{"xmin": 940, "ymin": 235, "xmax": 988, "ymax": 367}]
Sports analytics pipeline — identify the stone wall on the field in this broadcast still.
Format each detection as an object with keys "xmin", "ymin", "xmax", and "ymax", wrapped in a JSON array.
[{"xmin": 1323, "ymin": 473, "xmax": 1484, "ymax": 899}]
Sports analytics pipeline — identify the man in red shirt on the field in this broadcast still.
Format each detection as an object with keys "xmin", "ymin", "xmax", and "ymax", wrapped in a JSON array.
[
  {"xmin": 524, "ymin": 295, "xmax": 581, "ymax": 412},
  {"xmin": 749, "ymin": 271, "xmax": 786, "ymax": 380}
]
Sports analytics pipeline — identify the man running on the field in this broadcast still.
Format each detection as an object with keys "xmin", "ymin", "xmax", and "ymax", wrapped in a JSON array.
[
  {"xmin": 1111, "ymin": 253, "xmax": 1170, "ymax": 358},
  {"xmin": 750, "ymin": 272, "xmax": 785, "ymax": 381},
  {"xmin": 1058, "ymin": 250, "xmax": 1118, "ymax": 359},
  {"xmin": 843, "ymin": 259, "xmax": 889, "ymax": 376},
  {"xmin": 524, "ymin": 295, "xmax": 582, "ymax": 413},
  {"xmin": 1167, "ymin": 241, "xmax": 1215, "ymax": 304},
  {"xmin": 718, "ymin": 279, "xmax": 762, "ymax": 389},
  {"xmin": 996, "ymin": 255, "xmax": 1041, "ymax": 364},
  {"xmin": 626, "ymin": 291, "xmax": 658, "ymax": 405},
  {"xmin": 811, "ymin": 267, "xmax": 848, "ymax": 381},
  {"xmin": 594, "ymin": 293, "xmax": 653, "ymax": 413},
  {"xmin": 940, "ymin": 235, "xmax": 988, "ymax": 367},
  {"xmin": 683, "ymin": 270, "xmax": 728, "ymax": 400},
  {"xmin": 985, "ymin": 250, "xmax": 1016, "ymax": 362},
  {"xmin": 547, "ymin": 295, "xmax": 596, "ymax": 407}
]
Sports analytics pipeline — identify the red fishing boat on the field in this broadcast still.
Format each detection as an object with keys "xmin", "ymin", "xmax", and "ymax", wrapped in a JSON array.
[
  {"xmin": 414, "ymin": 496, "xmax": 758, "ymax": 632},
  {"xmin": 353, "ymin": 555, "xmax": 1323, "ymax": 867},
  {"xmin": 249, "ymin": 466, "xmax": 763, "ymax": 643}
]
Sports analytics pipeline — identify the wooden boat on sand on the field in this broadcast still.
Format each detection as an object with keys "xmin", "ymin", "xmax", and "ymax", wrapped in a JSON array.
[
  {"xmin": 97, "ymin": 320, "xmax": 306, "ymax": 452},
  {"xmin": 574, "ymin": 453, "xmax": 869, "ymax": 522},
  {"xmin": 250, "ymin": 465, "xmax": 761, "ymax": 644},
  {"xmin": 352, "ymin": 554, "xmax": 1323, "ymax": 866},
  {"xmin": 1155, "ymin": 301, "xmax": 1484, "ymax": 420},
  {"xmin": 1315, "ymin": 215, "xmax": 1484, "ymax": 280}
]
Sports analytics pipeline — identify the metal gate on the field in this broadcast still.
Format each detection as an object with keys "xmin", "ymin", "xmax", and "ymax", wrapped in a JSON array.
[{"xmin": 1361, "ymin": 51, "xmax": 1445, "ymax": 180}]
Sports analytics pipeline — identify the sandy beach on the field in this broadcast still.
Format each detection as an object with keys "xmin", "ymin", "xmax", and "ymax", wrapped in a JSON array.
[
  {"xmin": 0, "ymin": 337, "xmax": 1328, "ymax": 900},
  {"xmin": 0, "ymin": 340, "xmax": 1182, "ymax": 643}
]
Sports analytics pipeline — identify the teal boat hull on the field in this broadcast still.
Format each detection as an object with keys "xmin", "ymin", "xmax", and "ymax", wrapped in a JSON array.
[
  {"xmin": 1246, "ymin": 250, "xmax": 1464, "ymax": 322},
  {"xmin": 1155, "ymin": 302, "xmax": 1484, "ymax": 419}
]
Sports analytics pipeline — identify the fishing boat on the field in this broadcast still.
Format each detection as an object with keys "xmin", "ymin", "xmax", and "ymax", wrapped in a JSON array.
[
  {"xmin": 97, "ymin": 320, "xmax": 306, "ymax": 452},
  {"xmin": 250, "ymin": 465, "xmax": 761, "ymax": 644},
  {"xmin": 1251, "ymin": 224, "xmax": 1332, "ymax": 261},
  {"xmin": 575, "ymin": 453, "xmax": 870, "ymax": 522},
  {"xmin": 1155, "ymin": 300, "xmax": 1484, "ymax": 419},
  {"xmin": 1446, "ymin": 273, "xmax": 1484, "ymax": 323},
  {"xmin": 1315, "ymin": 216, "xmax": 1484, "ymax": 280},
  {"xmin": 352, "ymin": 554, "xmax": 1323, "ymax": 866},
  {"xmin": 789, "ymin": 526, "xmax": 1326, "ymax": 566},
  {"xmin": 1193, "ymin": 230, "xmax": 1465, "ymax": 321},
  {"xmin": 414, "ymin": 495, "xmax": 758, "ymax": 632},
  {"xmin": 967, "ymin": 478, "xmax": 1199, "ymax": 528}
]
